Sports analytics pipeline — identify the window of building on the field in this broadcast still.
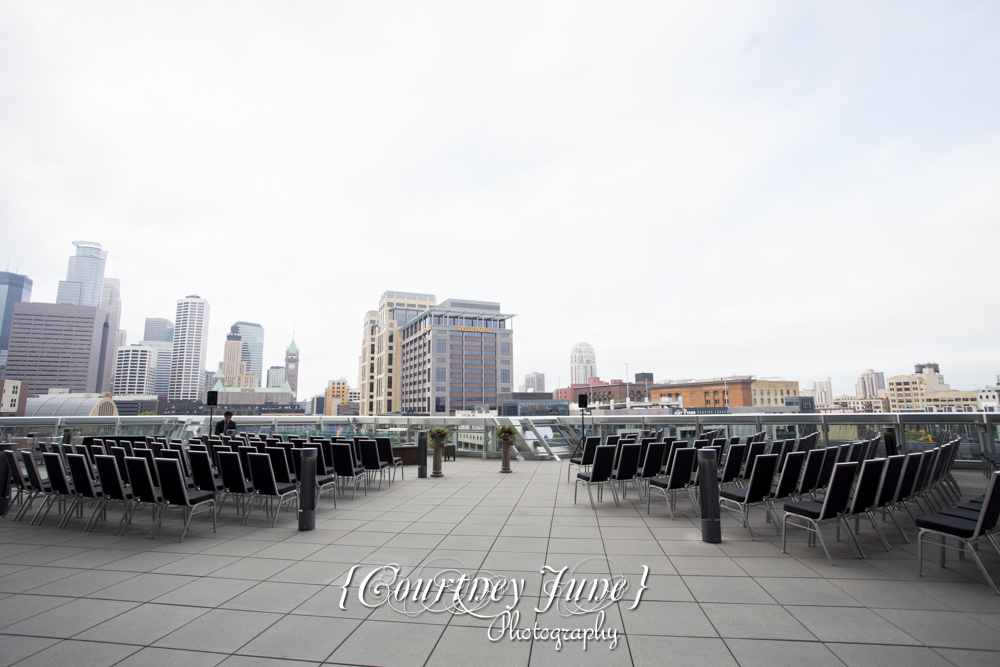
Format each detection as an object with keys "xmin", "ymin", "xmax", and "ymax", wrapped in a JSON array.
[
  {"xmin": 500, "ymin": 370, "xmax": 510, "ymax": 383},
  {"xmin": 500, "ymin": 342, "xmax": 510, "ymax": 356},
  {"xmin": 436, "ymin": 339, "xmax": 446, "ymax": 353}
]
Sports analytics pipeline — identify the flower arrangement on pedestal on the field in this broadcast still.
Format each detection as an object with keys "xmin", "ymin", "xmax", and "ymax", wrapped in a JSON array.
[
  {"xmin": 427, "ymin": 426, "xmax": 449, "ymax": 477},
  {"xmin": 496, "ymin": 425, "xmax": 516, "ymax": 473}
]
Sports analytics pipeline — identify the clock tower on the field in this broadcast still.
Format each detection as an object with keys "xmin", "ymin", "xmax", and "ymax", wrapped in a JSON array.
[{"xmin": 284, "ymin": 339, "xmax": 299, "ymax": 398}]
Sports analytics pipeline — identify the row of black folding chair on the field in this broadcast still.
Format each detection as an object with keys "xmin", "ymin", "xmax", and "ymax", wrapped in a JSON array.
[{"xmin": 915, "ymin": 470, "xmax": 1000, "ymax": 594}]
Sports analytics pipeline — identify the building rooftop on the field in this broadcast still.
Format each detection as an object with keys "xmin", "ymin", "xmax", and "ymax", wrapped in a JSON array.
[{"xmin": 0, "ymin": 458, "xmax": 997, "ymax": 665}]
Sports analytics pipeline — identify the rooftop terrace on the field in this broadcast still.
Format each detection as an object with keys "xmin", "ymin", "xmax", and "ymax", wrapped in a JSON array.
[{"xmin": 1, "ymin": 455, "xmax": 998, "ymax": 667}]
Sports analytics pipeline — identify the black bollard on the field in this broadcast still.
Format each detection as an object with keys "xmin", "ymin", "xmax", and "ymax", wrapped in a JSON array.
[
  {"xmin": 417, "ymin": 431, "xmax": 428, "ymax": 479},
  {"xmin": 698, "ymin": 448, "xmax": 721, "ymax": 543},
  {"xmin": 298, "ymin": 447, "xmax": 317, "ymax": 531}
]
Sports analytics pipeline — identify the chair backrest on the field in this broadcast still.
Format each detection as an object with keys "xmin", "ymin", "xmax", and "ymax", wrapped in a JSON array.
[
  {"xmin": 667, "ymin": 448, "xmax": 697, "ymax": 491},
  {"xmin": 744, "ymin": 454, "xmax": 779, "ymax": 504},
  {"xmin": 375, "ymin": 440, "xmax": 395, "ymax": 468},
  {"xmin": 42, "ymin": 453, "xmax": 72, "ymax": 495},
  {"xmin": 719, "ymin": 444, "xmax": 746, "ymax": 484},
  {"xmin": 639, "ymin": 442, "xmax": 666, "ymax": 479},
  {"xmin": 361, "ymin": 440, "xmax": 382, "ymax": 470},
  {"xmin": 125, "ymin": 457, "xmax": 160, "ymax": 504},
  {"xmin": 156, "ymin": 458, "xmax": 192, "ymax": 507},
  {"xmin": 816, "ymin": 447, "xmax": 839, "ymax": 489},
  {"xmin": 149, "ymin": 442, "xmax": 164, "ymax": 458},
  {"xmin": 217, "ymin": 452, "xmax": 251, "ymax": 494},
  {"xmin": 692, "ymin": 439, "xmax": 710, "ymax": 450},
  {"xmin": 580, "ymin": 437, "xmax": 599, "ymax": 466},
  {"xmin": 894, "ymin": 453, "xmax": 922, "ymax": 502},
  {"xmin": 159, "ymin": 448, "xmax": 189, "ymax": 477},
  {"xmin": 587, "ymin": 446, "xmax": 616, "ymax": 484},
  {"xmin": 913, "ymin": 449, "xmax": 939, "ymax": 495},
  {"xmin": 728, "ymin": 436, "xmax": 741, "ymax": 446},
  {"xmin": 604, "ymin": 435, "xmax": 620, "ymax": 448},
  {"xmin": 4, "ymin": 450, "xmax": 28, "ymax": 491},
  {"xmin": 318, "ymin": 441, "xmax": 334, "ymax": 470},
  {"xmin": 265, "ymin": 447, "xmax": 295, "ymax": 483},
  {"xmin": 848, "ymin": 458, "xmax": 886, "ymax": 515},
  {"xmin": 637, "ymin": 440, "xmax": 650, "ymax": 470},
  {"xmin": 662, "ymin": 440, "xmax": 680, "ymax": 475},
  {"xmin": 88, "ymin": 443, "xmax": 106, "ymax": 463},
  {"xmin": 848, "ymin": 442, "xmax": 864, "ymax": 464},
  {"xmin": 836, "ymin": 444, "xmax": 851, "ymax": 463},
  {"xmin": 772, "ymin": 451, "xmax": 804, "ymax": 500},
  {"xmin": 614, "ymin": 444, "xmax": 641, "ymax": 480},
  {"xmin": 248, "ymin": 453, "xmax": 280, "ymax": 497},
  {"xmin": 188, "ymin": 450, "xmax": 220, "ymax": 493},
  {"xmin": 929, "ymin": 444, "xmax": 952, "ymax": 486},
  {"xmin": 874, "ymin": 455, "xmax": 906, "ymax": 509},
  {"xmin": 818, "ymin": 462, "xmax": 859, "ymax": 520},
  {"xmin": 972, "ymin": 471, "xmax": 1000, "ymax": 538},
  {"xmin": 797, "ymin": 447, "xmax": 825, "ymax": 496},
  {"xmin": 19, "ymin": 450, "xmax": 47, "ymax": 492},
  {"xmin": 778, "ymin": 440, "xmax": 796, "ymax": 472},
  {"xmin": 66, "ymin": 454, "xmax": 98, "ymax": 498},
  {"xmin": 94, "ymin": 455, "xmax": 129, "ymax": 501},
  {"xmin": 237, "ymin": 446, "xmax": 256, "ymax": 481},
  {"xmin": 134, "ymin": 448, "xmax": 160, "ymax": 487},
  {"xmin": 742, "ymin": 441, "xmax": 765, "ymax": 481},
  {"xmin": 768, "ymin": 440, "xmax": 784, "ymax": 456},
  {"xmin": 331, "ymin": 443, "xmax": 359, "ymax": 477}
]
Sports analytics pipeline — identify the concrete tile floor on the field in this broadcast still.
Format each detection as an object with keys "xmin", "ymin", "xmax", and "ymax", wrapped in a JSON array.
[{"xmin": 1, "ymin": 458, "xmax": 998, "ymax": 666}]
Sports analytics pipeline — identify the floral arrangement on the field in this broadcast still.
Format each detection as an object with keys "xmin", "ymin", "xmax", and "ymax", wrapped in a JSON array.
[
  {"xmin": 428, "ymin": 426, "xmax": 449, "ymax": 444},
  {"xmin": 496, "ymin": 425, "xmax": 516, "ymax": 441}
]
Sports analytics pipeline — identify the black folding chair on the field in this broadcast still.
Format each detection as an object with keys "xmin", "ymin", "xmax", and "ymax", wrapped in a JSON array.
[
  {"xmin": 648, "ymin": 447, "xmax": 697, "ymax": 518},
  {"xmin": 217, "ymin": 451, "xmax": 255, "ymax": 523},
  {"xmin": 66, "ymin": 453, "xmax": 106, "ymax": 532},
  {"xmin": 247, "ymin": 453, "xmax": 298, "ymax": 527},
  {"xmin": 376, "ymin": 437, "xmax": 403, "ymax": 482},
  {"xmin": 611, "ymin": 443, "xmax": 642, "ymax": 501},
  {"xmin": 916, "ymin": 470, "xmax": 1000, "ymax": 595},
  {"xmin": 154, "ymin": 458, "xmax": 216, "ymax": 541},
  {"xmin": 782, "ymin": 462, "xmax": 859, "ymax": 565},
  {"xmin": 94, "ymin": 454, "xmax": 135, "ymax": 535},
  {"xmin": 360, "ymin": 440, "xmax": 389, "ymax": 490},
  {"xmin": 720, "ymin": 454, "xmax": 779, "ymax": 540},
  {"xmin": 574, "ymin": 445, "xmax": 618, "ymax": 509},
  {"xmin": 124, "ymin": 456, "xmax": 166, "ymax": 539},
  {"xmin": 40, "ymin": 453, "xmax": 78, "ymax": 528},
  {"xmin": 332, "ymin": 443, "xmax": 366, "ymax": 499}
]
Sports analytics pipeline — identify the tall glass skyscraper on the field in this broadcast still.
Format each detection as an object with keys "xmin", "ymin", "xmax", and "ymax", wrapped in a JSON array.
[
  {"xmin": 0, "ymin": 271, "xmax": 33, "ymax": 372},
  {"xmin": 234, "ymin": 321, "xmax": 264, "ymax": 387},
  {"xmin": 56, "ymin": 241, "xmax": 107, "ymax": 308}
]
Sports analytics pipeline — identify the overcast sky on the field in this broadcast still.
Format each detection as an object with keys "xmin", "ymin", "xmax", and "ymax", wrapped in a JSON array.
[{"xmin": 2, "ymin": 1, "xmax": 998, "ymax": 400}]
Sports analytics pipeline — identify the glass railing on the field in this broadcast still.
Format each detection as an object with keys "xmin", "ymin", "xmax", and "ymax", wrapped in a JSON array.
[{"xmin": 1, "ymin": 412, "xmax": 996, "ymax": 465}]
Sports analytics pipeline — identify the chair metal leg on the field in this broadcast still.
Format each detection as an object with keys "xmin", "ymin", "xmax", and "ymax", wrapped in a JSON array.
[
  {"xmin": 885, "ymin": 506, "xmax": 909, "ymax": 543},
  {"xmin": 585, "ymin": 482, "xmax": 596, "ymax": 510}
]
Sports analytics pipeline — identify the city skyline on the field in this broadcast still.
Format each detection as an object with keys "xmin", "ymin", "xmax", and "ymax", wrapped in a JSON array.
[{"xmin": 2, "ymin": 4, "xmax": 998, "ymax": 400}]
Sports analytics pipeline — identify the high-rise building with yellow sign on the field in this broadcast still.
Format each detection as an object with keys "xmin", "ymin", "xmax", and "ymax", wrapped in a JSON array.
[{"xmin": 397, "ymin": 298, "xmax": 515, "ymax": 416}]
